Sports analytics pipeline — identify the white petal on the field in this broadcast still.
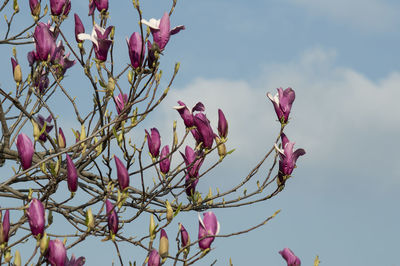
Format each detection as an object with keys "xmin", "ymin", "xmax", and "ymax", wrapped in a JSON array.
[
  {"xmin": 141, "ymin": 18, "xmax": 160, "ymax": 29},
  {"xmin": 215, "ymin": 221, "xmax": 220, "ymax": 235},
  {"xmin": 267, "ymin": 92, "xmax": 279, "ymax": 105},
  {"xmin": 93, "ymin": 23, "xmax": 105, "ymax": 35},
  {"xmin": 198, "ymin": 212, "xmax": 205, "ymax": 228},
  {"xmin": 173, "ymin": 105, "xmax": 185, "ymax": 110},
  {"xmin": 274, "ymin": 143, "xmax": 284, "ymax": 154}
]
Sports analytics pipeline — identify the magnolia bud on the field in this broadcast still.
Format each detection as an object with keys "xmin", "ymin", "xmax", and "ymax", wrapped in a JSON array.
[
  {"xmin": 158, "ymin": 229, "xmax": 169, "ymax": 259},
  {"xmin": 149, "ymin": 214, "xmax": 156, "ymax": 240},
  {"xmin": 4, "ymin": 249, "xmax": 11, "ymax": 262},
  {"xmin": 14, "ymin": 250, "xmax": 21, "ymax": 266},
  {"xmin": 85, "ymin": 208, "xmax": 94, "ymax": 231},
  {"xmin": 215, "ymin": 137, "xmax": 226, "ymax": 158},
  {"xmin": 40, "ymin": 232, "xmax": 49, "ymax": 254},
  {"xmin": 165, "ymin": 200, "xmax": 173, "ymax": 222}
]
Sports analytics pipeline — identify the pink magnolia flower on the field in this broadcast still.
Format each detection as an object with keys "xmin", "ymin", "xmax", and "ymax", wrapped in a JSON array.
[
  {"xmin": 198, "ymin": 212, "xmax": 220, "ymax": 250},
  {"xmin": 26, "ymin": 198, "xmax": 45, "ymax": 237},
  {"xmin": 267, "ymin": 87, "xmax": 295, "ymax": 124},
  {"xmin": 16, "ymin": 133, "xmax": 34, "ymax": 170},
  {"xmin": 78, "ymin": 24, "xmax": 113, "ymax": 62},
  {"xmin": 141, "ymin": 12, "xmax": 185, "ymax": 51},
  {"xmin": 279, "ymin": 248, "xmax": 301, "ymax": 266}
]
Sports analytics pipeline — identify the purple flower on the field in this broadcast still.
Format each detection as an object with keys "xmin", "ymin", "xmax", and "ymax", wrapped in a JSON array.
[
  {"xmin": 105, "ymin": 199, "xmax": 118, "ymax": 235},
  {"xmin": 16, "ymin": 133, "xmax": 34, "ymax": 170},
  {"xmin": 173, "ymin": 101, "xmax": 205, "ymax": 128},
  {"xmin": 50, "ymin": 0, "xmax": 71, "ymax": 16},
  {"xmin": 65, "ymin": 254, "xmax": 85, "ymax": 266},
  {"xmin": 127, "ymin": 32, "xmax": 144, "ymax": 68},
  {"xmin": 141, "ymin": 12, "xmax": 185, "ymax": 51},
  {"xmin": 276, "ymin": 134, "xmax": 305, "ymax": 184},
  {"xmin": 74, "ymin": 14, "xmax": 85, "ymax": 43},
  {"xmin": 159, "ymin": 145, "xmax": 170, "ymax": 174},
  {"xmin": 26, "ymin": 198, "xmax": 45, "ymax": 237},
  {"xmin": 114, "ymin": 156, "xmax": 129, "ymax": 191},
  {"xmin": 279, "ymin": 248, "xmax": 301, "ymax": 266},
  {"xmin": 58, "ymin": 128, "xmax": 66, "ymax": 148},
  {"xmin": 198, "ymin": 212, "xmax": 220, "ymax": 250},
  {"xmin": 29, "ymin": 0, "xmax": 41, "ymax": 17},
  {"xmin": 178, "ymin": 223, "xmax": 190, "ymax": 248},
  {"xmin": 78, "ymin": 24, "xmax": 113, "ymax": 62},
  {"xmin": 47, "ymin": 239, "xmax": 67, "ymax": 266},
  {"xmin": 147, "ymin": 249, "xmax": 160, "ymax": 266},
  {"xmin": 145, "ymin": 128, "xmax": 161, "ymax": 158},
  {"xmin": 33, "ymin": 23, "xmax": 57, "ymax": 62},
  {"xmin": 146, "ymin": 40, "xmax": 159, "ymax": 68},
  {"xmin": 267, "ymin": 88, "xmax": 295, "ymax": 124},
  {"xmin": 66, "ymin": 154, "xmax": 78, "ymax": 193},
  {"xmin": 88, "ymin": 0, "xmax": 108, "ymax": 15},
  {"xmin": 36, "ymin": 114, "xmax": 53, "ymax": 142},
  {"xmin": 114, "ymin": 93, "xmax": 128, "ymax": 115},
  {"xmin": 193, "ymin": 113, "xmax": 214, "ymax": 149},
  {"xmin": 217, "ymin": 109, "xmax": 228, "ymax": 139},
  {"xmin": 53, "ymin": 41, "xmax": 75, "ymax": 77},
  {"xmin": 0, "ymin": 209, "xmax": 10, "ymax": 244},
  {"xmin": 35, "ymin": 71, "xmax": 50, "ymax": 93},
  {"xmin": 180, "ymin": 146, "xmax": 203, "ymax": 196}
]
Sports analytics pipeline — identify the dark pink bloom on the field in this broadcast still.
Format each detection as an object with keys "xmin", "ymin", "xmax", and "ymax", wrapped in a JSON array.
[
  {"xmin": 145, "ymin": 128, "xmax": 161, "ymax": 158},
  {"xmin": 141, "ymin": 12, "xmax": 185, "ymax": 51},
  {"xmin": 33, "ymin": 23, "xmax": 57, "ymax": 62},
  {"xmin": 127, "ymin": 32, "xmax": 144, "ymax": 68},
  {"xmin": 105, "ymin": 199, "xmax": 118, "ymax": 234},
  {"xmin": 114, "ymin": 93, "xmax": 128, "ymax": 115},
  {"xmin": 47, "ymin": 239, "xmax": 67, "ymax": 266},
  {"xmin": 146, "ymin": 40, "xmax": 156, "ymax": 68},
  {"xmin": 74, "ymin": 14, "xmax": 85, "ymax": 43},
  {"xmin": 198, "ymin": 212, "xmax": 220, "ymax": 250},
  {"xmin": 276, "ymin": 134, "xmax": 305, "ymax": 184},
  {"xmin": 179, "ymin": 223, "xmax": 190, "ymax": 248},
  {"xmin": 267, "ymin": 88, "xmax": 295, "ymax": 123},
  {"xmin": 88, "ymin": 0, "xmax": 108, "ymax": 15},
  {"xmin": 65, "ymin": 254, "xmax": 85, "ymax": 266},
  {"xmin": 147, "ymin": 249, "xmax": 160, "ymax": 266},
  {"xmin": 16, "ymin": 133, "xmax": 34, "ymax": 170},
  {"xmin": 217, "ymin": 109, "xmax": 228, "ymax": 139},
  {"xmin": 159, "ymin": 145, "xmax": 170, "ymax": 174},
  {"xmin": 0, "ymin": 209, "xmax": 10, "ymax": 244},
  {"xmin": 173, "ymin": 101, "xmax": 204, "ymax": 128},
  {"xmin": 36, "ymin": 114, "xmax": 53, "ymax": 142},
  {"xmin": 279, "ymin": 248, "xmax": 301, "ymax": 266},
  {"xmin": 180, "ymin": 146, "xmax": 203, "ymax": 196},
  {"xmin": 26, "ymin": 198, "xmax": 45, "ymax": 237},
  {"xmin": 78, "ymin": 24, "xmax": 113, "ymax": 62},
  {"xmin": 11, "ymin": 58, "xmax": 19, "ymax": 79},
  {"xmin": 193, "ymin": 113, "xmax": 214, "ymax": 149},
  {"xmin": 66, "ymin": 154, "xmax": 78, "ymax": 193},
  {"xmin": 29, "ymin": 0, "xmax": 41, "ymax": 17},
  {"xmin": 50, "ymin": 0, "xmax": 71, "ymax": 16},
  {"xmin": 53, "ymin": 41, "xmax": 75, "ymax": 77},
  {"xmin": 114, "ymin": 156, "xmax": 129, "ymax": 191}
]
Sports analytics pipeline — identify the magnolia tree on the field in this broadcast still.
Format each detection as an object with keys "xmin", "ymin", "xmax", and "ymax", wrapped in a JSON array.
[{"xmin": 0, "ymin": 0, "xmax": 306, "ymax": 265}]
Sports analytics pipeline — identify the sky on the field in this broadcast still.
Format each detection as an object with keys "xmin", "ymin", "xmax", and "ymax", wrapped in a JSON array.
[{"xmin": 1, "ymin": 0, "xmax": 400, "ymax": 265}]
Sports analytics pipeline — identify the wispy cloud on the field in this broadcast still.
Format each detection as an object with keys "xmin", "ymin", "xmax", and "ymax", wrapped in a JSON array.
[
  {"xmin": 287, "ymin": 0, "xmax": 400, "ymax": 32},
  {"xmin": 160, "ymin": 46, "xmax": 400, "ymax": 189}
]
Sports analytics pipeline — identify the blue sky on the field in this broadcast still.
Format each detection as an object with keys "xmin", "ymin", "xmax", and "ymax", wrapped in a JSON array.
[{"xmin": 1, "ymin": 0, "xmax": 400, "ymax": 265}]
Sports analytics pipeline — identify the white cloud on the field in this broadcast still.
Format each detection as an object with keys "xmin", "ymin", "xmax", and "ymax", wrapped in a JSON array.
[
  {"xmin": 287, "ymin": 0, "xmax": 400, "ymax": 32},
  {"xmin": 160, "ymin": 46, "xmax": 400, "ymax": 187}
]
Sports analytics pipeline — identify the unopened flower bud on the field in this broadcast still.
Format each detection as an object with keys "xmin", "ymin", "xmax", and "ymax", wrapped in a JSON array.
[
  {"xmin": 40, "ymin": 232, "xmax": 49, "ymax": 254},
  {"xmin": 215, "ymin": 137, "xmax": 226, "ymax": 158},
  {"xmin": 165, "ymin": 200, "xmax": 173, "ymax": 222},
  {"xmin": 4, "ymin": 249, "xmax": 11, "ymax": 262},
  {"xmin": 85, "ymin": 208, "xmax": 94, "ymax": 231},
  {"xmin": 149, "ymin": 214, "xmax": 156, "ymax": 240},
  {"xmin": 158, "ymin": 229, "xmax": 169, "ymax": 259},
  {"xmin": 58, "ymin": 128, "xmax": 66, "ymax": 148},
  {"xmin": 14, "ymin": 250, "xmax": 21, "ymax": 266},
  {"xmin": 11, "ymin": 58, "xmax": 22, "ymax": 84}
]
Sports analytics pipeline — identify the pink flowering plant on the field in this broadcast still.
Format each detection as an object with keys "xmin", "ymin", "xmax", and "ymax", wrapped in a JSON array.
[{"xmin": 0, "ymin": 0, "xmax": 308, "ymax": 265}]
